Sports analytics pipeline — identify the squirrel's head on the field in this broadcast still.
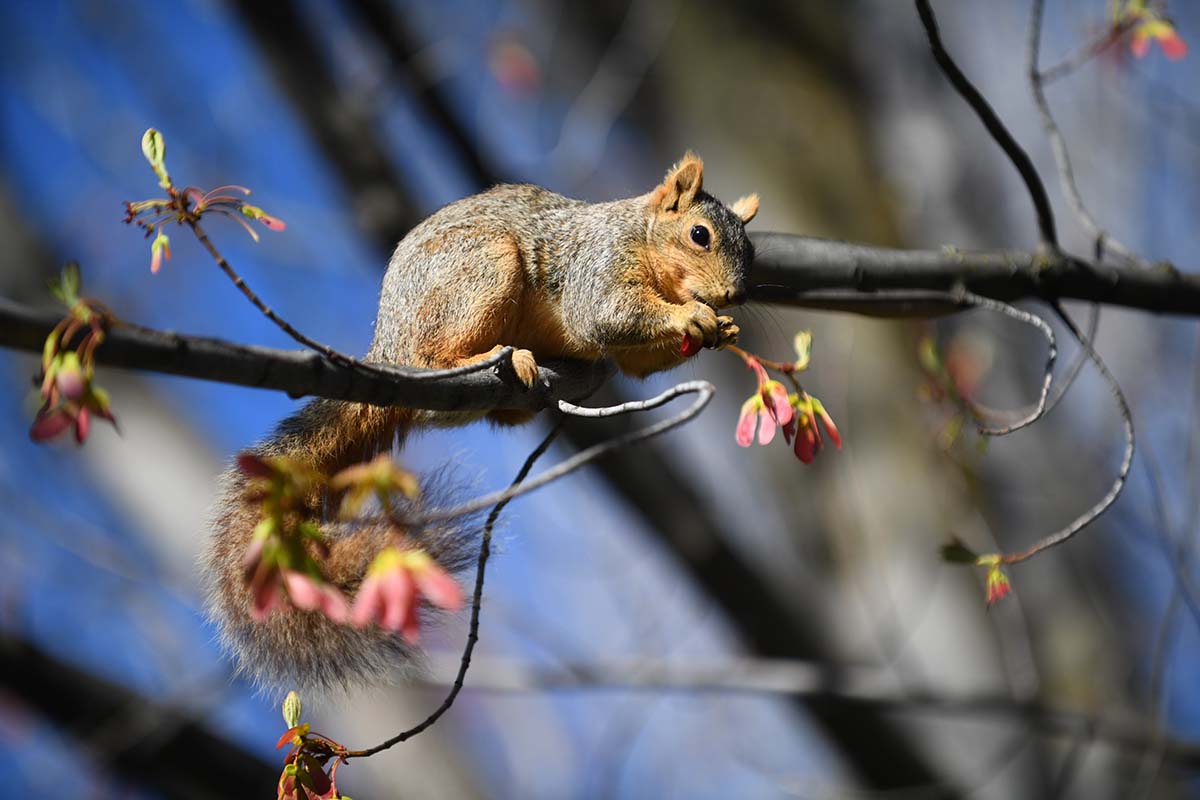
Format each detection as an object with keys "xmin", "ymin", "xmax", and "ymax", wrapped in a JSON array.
[{"xmin": 645, "ymin": 151, "xmax": 758, "ymax": 310}]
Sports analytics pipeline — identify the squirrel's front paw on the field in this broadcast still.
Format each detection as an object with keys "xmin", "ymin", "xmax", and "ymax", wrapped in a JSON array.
[
  {"xmin": 714, "ymin": 316, "xmax": 739, "ymax": 350},
  {"xmin": 680, "ymin": 301, "xmax": 720, "ymax": 349},
  {"xmin": 510, "ymin": 348, "xmax": 539, "ymax": 388}
]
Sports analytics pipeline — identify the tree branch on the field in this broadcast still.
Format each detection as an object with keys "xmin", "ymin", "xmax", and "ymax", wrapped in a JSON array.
[
  {"xmin": 0, "ymin": 295, "xmax": 611, "ymax": 412},
  {"xmin": 3, "ymin": 232, "xmax": 1198, "ymax": 415},
  {"xmin": 414, "ymin": 654, "xmax": 1200, "ymax": 769},
  {"xmin": 749, "ymin": 233, "xmax": 1199, "ymax": 315}
]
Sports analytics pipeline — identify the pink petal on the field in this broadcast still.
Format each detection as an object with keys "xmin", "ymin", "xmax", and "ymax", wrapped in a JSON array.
[
  {"xmin": 30, "ymin": 409, "xmax": 73, "ymax": 441},
  {"xmin": 319, "ymin": 585, "xmax": 350, "ymax": 623},
  {"xmin": 381, "ymin": 570, "xmax": 415, "ymax": 632},
  {"xmin": 807, "ymin": 408, "xmax": 824, "ymax": 451},
  {"xmin": 1131, "ymin": 32, "xmax": 1151, "ymax": 58},
  {"xmin": 414, "ymin": 566, "xmax": 464, "ymax": 611},
  {"xmin": 283, "ymin": 571, "xmax": 324, "ymax": 612},
  {"xmin": 74, "ymin": 406, "xmax": 90, "ymax": 444},
  {"xmin": 242, "ymin": 537, "xmax": 266, "ymax": 576},
  {"xmin": 818, "ymin": 409, "xmax": 843, "ymax": 450},
  {"xmin": 236, "ymin": 453, "xmax": 273, "ymax": 478},
  {"xmin": 763, "ymin": 383, "xmax": 793, "ymax": 426},
  {"xmin": 306, "ymin": 762, "xmax": 333, "ymax": 798},
  {"xmin": 250, "ymin": 572, "xmax": 281, "ymax": 621},
  {"xmin": 1161, "ymin": 31, "xmax": 1188, "ymax": 60},
  {"xmin": 150, "ymin": 245, "xmax": 163, "ymax": 274},
  {"xmin": 401, "ymin": 602, "xmax": 421, "ymax": 644},
  {"xmin": 351, "ymin": 576, "xmax": 384, "ymax": 627},
  {"xmin": 794, "ymin": 421, "xmax": 818, "ymax": 464},
  {"xmin": 258, "ymin": 213, "xmax": 286, "ymax": 232},
  {"xmin": 735, "ymin": 399, "xmax": 758, "ymax": 447},
  {"xmin": 756, "ymin": 408, "xmax": 776, "ymax": 446}
]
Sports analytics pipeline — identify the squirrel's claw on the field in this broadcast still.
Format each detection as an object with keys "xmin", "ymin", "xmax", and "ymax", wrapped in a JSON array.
[
  {"xmin": 510, "ymin": 348, "xmax": 539, "ymax": 388},
  {"xmin": 714, "ymin": 316, "xmax": 739, "ymax": 350},
  {"xmin": 682, "ymin": 301, "xmax": 721, "ymax": 349}
]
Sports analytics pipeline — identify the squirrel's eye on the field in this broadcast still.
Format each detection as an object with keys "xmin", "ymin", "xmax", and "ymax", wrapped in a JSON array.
[{"xmin": 689, "ymin": 224, "xmax": 711, "ymax": 249}]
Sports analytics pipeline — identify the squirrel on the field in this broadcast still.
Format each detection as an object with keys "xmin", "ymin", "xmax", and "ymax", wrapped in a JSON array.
[{"xmin": 205, "ymin": 152, "xmax": 759, "ymax": 690}]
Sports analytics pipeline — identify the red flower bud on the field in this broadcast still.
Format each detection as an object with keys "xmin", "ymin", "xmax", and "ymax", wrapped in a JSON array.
[{"xmin": 680, "ymin": 334, "xmax": 701, "ymax": 358}]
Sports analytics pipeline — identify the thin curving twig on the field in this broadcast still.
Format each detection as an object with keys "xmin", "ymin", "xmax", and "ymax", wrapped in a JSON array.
[
  {"xmin": 955, "ymin": 288, "xmax": 1057, "ymax": 437},
  {"xmin": 1000, "ymin": 302, "xmax": 1134, "ymax": 565},
  {"xmin": 346, "ymin": 380, "xmax": 714, "ymax": 754},
  {"xmin": 402, "ymin": 380, "xmax": 715, "ymax": 525},
  {"xmin": 1043, "ymin": 303, "xmax": 1098, "ymax": 417},
  {"xmin": 1027, "ymin": 0, "xmax": 1150, "ymax": 269},
  {"xmin": 345, "ymin": 420, "xmax": 564, "ymax": 758},
  {"xmin": 913, "ymin": 0, "xmax": 1059, "ymax": 249},
  {"xmin": 187, "ymin": 218, "xmax": 516, "ymax": 382},
  {"xmin": 1039, "ymin": 20, "xmax": 1132, "ymax": 86}
]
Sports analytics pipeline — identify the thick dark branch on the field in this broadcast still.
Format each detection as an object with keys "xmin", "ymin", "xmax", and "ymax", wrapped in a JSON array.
[
  {"xmin": 0, "ymin": 295, "xmax": 610, "ymax": 412},
  {"xmin": 3, "ymin": 232, "xmax": 1196, "ymax": 415},
  {"xmin": 3, "ymin": 233, "xmax": 1198, "ymax": 414},
  {"xmin": 749, "ymin": 233, "xmax": 1200, "ymax": 316}
]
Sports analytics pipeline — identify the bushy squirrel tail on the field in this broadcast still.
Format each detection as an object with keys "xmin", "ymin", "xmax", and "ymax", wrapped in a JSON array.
[{"xmin": 204, "ymin": 399, "xmax": 476, "ymax": 691}]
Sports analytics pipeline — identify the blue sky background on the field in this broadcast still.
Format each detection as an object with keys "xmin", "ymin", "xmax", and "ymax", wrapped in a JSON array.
[{"xmin": 2, "ymin": 1, "xmax": 1200, "ymax": 798}]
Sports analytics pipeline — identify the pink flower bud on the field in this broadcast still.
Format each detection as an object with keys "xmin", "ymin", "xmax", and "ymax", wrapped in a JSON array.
[
  {"xmin": 793, "ymin": 416, "xmax": 818, "ymax": 464},
  {"xmin": 150, "ymin": 232, "xmax": 170, "ymax": 274},
  {"xmin": 258, "ymin": 213, "xmax": 286, "ymax": 232},
  {"xmin": 55, "ymin": 363, "xmax": 86, "ymax": 403},
  {"xmin": 680, "ymin": 334, "xmax": 701, "ymax": 358},
  {"xmin": 237, "ymin": 453, "xmax": 274, "ymax": 478},
  {"xmin": 30, "ymin": 408, "xmax": 74, "ymax": 441}
]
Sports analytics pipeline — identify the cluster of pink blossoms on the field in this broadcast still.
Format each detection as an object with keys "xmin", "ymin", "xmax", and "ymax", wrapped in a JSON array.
[
  {"xmin": 237, "ymin": 454, "xmax": 464, "ymax": 643},
  {"xmin": 735, "ymin": 356, "xmax": 841, "ymax": 464},
  {"xmin": 30, "ymin": 267, "xmax": 117, "ymax": 445},
  {"xmin": 351, "ymin": 548, "xmax": 464, "ymax": 642},
  {"xmin": 124, "ymin": 128, "xmax": 285, "ymax": 274},
  {"xmin": 1119, "ymin": 1, "xmax": 1188, "ymax": 60},
  {"xmin": 275, "ymin": 692, "xmax": 349, "ymax": 800}
]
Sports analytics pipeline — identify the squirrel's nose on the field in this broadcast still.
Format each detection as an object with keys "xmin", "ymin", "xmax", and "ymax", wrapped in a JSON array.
[{"xmin": 726, "ymin": 287, "xmax": 747, "ymax": 306}]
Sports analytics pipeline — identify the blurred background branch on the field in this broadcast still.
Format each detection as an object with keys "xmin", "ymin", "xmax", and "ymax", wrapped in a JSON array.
[{"xmin": 2, "ymin": 1, "xmax": 1198, "ymax": 798}]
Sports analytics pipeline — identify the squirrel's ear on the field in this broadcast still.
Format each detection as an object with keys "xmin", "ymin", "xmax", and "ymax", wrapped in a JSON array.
[
  {"xmin": 652, "ymin": 151, "xmax": 704, "ymax": 213},
  {"xmin": 731, "ymin": 194, "xmax": 759, "ymax": 224}
]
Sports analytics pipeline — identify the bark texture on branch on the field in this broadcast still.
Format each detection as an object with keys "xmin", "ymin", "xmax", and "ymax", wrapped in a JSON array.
[
  {"xmin": 0, "ymin": 295, "xmax": 612, "ymax": 411},
  {"xmin": 2, "ymin": 232, "xmax": 1196, "ymax": 410},
  {"xmin": 749, "ymin": 233, "xmax": 1200, "ymax": 316}
]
